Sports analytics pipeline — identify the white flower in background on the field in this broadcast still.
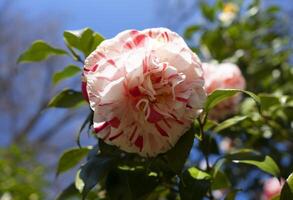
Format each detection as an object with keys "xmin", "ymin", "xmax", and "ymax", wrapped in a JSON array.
[{"xmin": 219, "ymin": 3, "xmax": 239, "ymax": 25}]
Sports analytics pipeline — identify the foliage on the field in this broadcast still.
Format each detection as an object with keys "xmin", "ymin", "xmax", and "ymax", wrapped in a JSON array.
[
  {"xmin": 0, "ymin": 145, "xmax": 47, "ymax": 200},
  {"xmin": 18, "ymin": 0, "xmax": 293, "ymax": 199}
]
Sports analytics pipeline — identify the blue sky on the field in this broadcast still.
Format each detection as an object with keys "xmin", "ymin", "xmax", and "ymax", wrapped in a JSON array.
[{"xmin": 15, "ymin": 0, "xmax": 161, "ymax": 38}]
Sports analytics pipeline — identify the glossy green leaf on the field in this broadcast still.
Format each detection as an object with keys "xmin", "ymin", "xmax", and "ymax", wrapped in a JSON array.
[
  {"xmin": 56, "ymin": 146, "xmax": 91, "ymax": 176},
  {"xmin": 214, "ymin": 116, "xmax": 248, "ymax": 133},
  {"xmin": 75, "ymin": 155, "xmax": 114, "ymax": 199},
  {"xmin": 64, "ymin": 28, "xmax": 104, "ymax": 57},
  {"xmin": 259, "ymin": 94, "xmax": 280, "ymax": 111},
  {"xmin": 48, "ymin": 89, "xmax": 85, "ymax": 108},
  {"xmin": 17, "ymin": 40, "xmax": 67, "ymax": 63},
  {"xmin": 179, "ymin": 167, "xmax": 211, "ymax": 200},
  {"xmin": 226, "ymin": 149, "xmax": 280, "ymax": 177},
  {"xmin": 280, "ymin": 172, "xmax": 293, "ymax": 200},
  {"xmin": 163, "ymin": 125, "xmax": 196, "ymax": 173},
  {"xmin": 52, "ymin": 65, "xmax": 81, "ymax": 85},
  {"xmin": 184, "ymin": 25, "xmax": 201, "ymax": 39},
  {"xmin": 205, "ymin": 89, "xmax": 260, "ymax": 112}
]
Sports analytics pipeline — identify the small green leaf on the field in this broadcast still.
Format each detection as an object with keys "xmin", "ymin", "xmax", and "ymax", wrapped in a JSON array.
[
  {"xmin": 17, "ymin": 40, "xmax": 67, "ymax": 63},
  {"xmin": 179, "ymin": 167, "xmax": 211, "ymax": 200},
  {"xmin": 48, "ymin": 89, "xmax": 85, "ymax": 108},
  {"xmin": 52, "ymin": 65, "xmax": 81, "ymax": 85},
  {"xmin": 214, "ymin": 116, "xmax": 248, "ymax": 133},
  {"xmin": 64, "ymin": 28, "xmax": 104, "ymax": 57},
  {"xmin": 56, "ymin": 183, "xmax": 80, "ymax": 200},
  {"xmin": 184, "ymin": 25, "xmax": 201, "ymax": 39},
  {"xmin": 226, "ymin": 149, "xmax": 280, "ymax": 177},
  {"xmin": 56, "ymin": 147, "xmax": 91, "ymax": 176},
  {"xmin": 280, "ymin": 172, "xmax": 293, "ymax": 200},
  {"xmin": 75, "ymin": 155, "xmax": 114, "ymax": 199},
  {"xmin": 205, "ymin": 89, "xmax": 260, "ymax": 112},
  {"xmin": 187, "ymin": 167, "xmax": 211, "ymax": 180},
  {"xmin": 200, "ymin": 2, "xmax": 215, "ymax": 22},
  {"xmin": 163, "ymin": 125, "xmax": 196, "ymax": 173}
]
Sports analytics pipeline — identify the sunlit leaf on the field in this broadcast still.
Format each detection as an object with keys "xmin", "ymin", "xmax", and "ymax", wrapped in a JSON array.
[
  {"xmin": 64, "ymin": 28, "xmax": 104, "ymax": 57},
  {"xmin": 52, "ymin": 65, "xmax": 81, "ymax": 85},
  {"xmin": 17, "ymin": 40, "xmax": 67, "ymax": 63},
  {"xmin": 214, "ymin": 116, "xmax": 248, "ymax": 132},
  {"xmin": 56, "ymin": 146, "xmax": 92, "ymax": 176},
  {"xmin": 205, "ymin": 89, "xmax": 260, "ymax": 112},
  {"xmin": 226, "ymin": 149, "xmax": 280, "ymax": 177}
]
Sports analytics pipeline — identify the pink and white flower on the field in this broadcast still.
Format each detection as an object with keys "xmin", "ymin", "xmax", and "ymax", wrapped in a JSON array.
[
  {"xmin": 262, "ymin": 177, "xmax": 284, "ymax": 200},
  {"xmin": 202, "ymin": 62, "xmax": 246, "ymax": 120},
  {"xmin": 82, "ymin": 28, "xmax": 206, "ymax": 157}
]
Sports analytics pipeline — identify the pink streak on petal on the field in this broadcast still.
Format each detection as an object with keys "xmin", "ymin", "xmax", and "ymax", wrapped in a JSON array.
[
  {"xmin": 169, "ymin": 113, "xmax": 184, "ymax": 125},
  {"xmin": 129, "ymin": 126, "xmax": 138, "ymax": 141},
  {"xmin": 147, "ymin": 106, "xmax": 164, "ymax": 123},
  {"xmin": 107, "ymin": 59, "xmax": 116, "ymax": 67},
  {"xmin": 102, "ymin": 131, "xmax": 111, "ymax": 140},
  {"xmin": 81, "ymin": 81, "xmax": 89, "ymax": 102},
  {"xmin": 163, "ymin": 118, "xmax": 172, "ymax": 128},
  {"xmin": 109, "ymin": 131, "xmax": 124, "ymax": 141},
  {"xmin": 155, "ymin": 123, "xmax": 169, "ymax": 137},
  {"xmin": 124, "ymin": 41, "xmax": 133, "ymax": 49},
  {"xmin": 133, "ymin": 34, "xmax": 146, "ymax": 46},
  {"xmin": 134, "ymin": 135, "xmax": 144, "ymax": 151},
  {"xmin": 164, "ymin": 31, "xmax": 170, "ymax": 41},
  {"xmin": 94, "ymin": 121, "xmax": 109, "ymax": 133},
  {"xmin": 130, "ymin": 30, "xmax": 139, "ymax": 35},
  {"xmin": 108, "ymin": 117, "xmax": 120, "ymax": 128},
  {"xmin": 175, "ymin": 97, "xmax": 188, "ymax": 103},
  {"xmin": 129, "ymin": 86, "xmax": 142, "ymax": 97}
]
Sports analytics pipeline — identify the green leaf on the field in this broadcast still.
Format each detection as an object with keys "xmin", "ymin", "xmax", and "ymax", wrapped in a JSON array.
[
  {"xmin": 259, "ymin": 94, "xmax": 280, "ymax": 111},
  {"xmin": 105, "ymin": 168, "xmax": 159, "ymax": 200},
  {"xmin": 179, "ymin": 167, "xmax": 211, "ymax": 200},
  {"xmin": 280, "ymin": 172, "xmax": 293, "ymax": 200},
  {"xmin": 48, "ymin": 89, "xmax": 85, "ymax": 108},
  {"xmin": 17, "ymin": 40, "xmax": 67, "ymax": 63},
  {"xmin": 212, "ymin": 170, "xmax": 231, "ymax": 190},
  {"xmin": 163, "ymin": 125, "xmax": 196, "ymax": 173},
  {"xmin": 56, "ymin": 146, "xmax": 91, "ymax": 176},
  {"xmin": 214, "ymin": 116, "xmax": 248, "ymax": 133},
  {"xmin": 184, "ymin": 25, "xmax": 201, "ymax": 39},
  {"xmin": 226, "ymin": 149, "xmax": 280, "ymax": 177},
  {"xmin": 75, "ymin": 155, "xmax": 114, "ymax": 199},
  {"xmin": 56, "ymin": 183, "xmax": 80, "ymax": 200},
  {"xmin": 205, "ymin": 89, "xmax": 260, "ymax": 112},
  {"xmin": 186, "ymin": 167, "xmax": 211, "ymax": 180},
  {"xmin": 76, "ymin": 111, "xmax": 93, "ymax": 148},
  {"xmin": 64, "ymin": 28, "xmax": 104, "ymax": 57},
  {"xmin": 52, "ymin": 65, "xmax": 81, "ymax": 85},
  {"xmin": 200, "ymin": 2, "xmax": 215, "ymax": 22}
]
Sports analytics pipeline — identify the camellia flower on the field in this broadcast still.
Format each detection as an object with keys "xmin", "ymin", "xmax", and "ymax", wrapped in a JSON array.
[
  {"xmin": 202, "ymin": 62, "xmax": 246, "ymax": 120},
  {"xmin": 261, "ymin": 177, "xmax": 284, "ymax": 200},
  {"xmin": 82, "ymin": 28, "xmax": 206, "ymax": 157}
]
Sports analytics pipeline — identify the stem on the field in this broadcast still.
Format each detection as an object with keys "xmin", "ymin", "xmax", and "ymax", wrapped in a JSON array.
[{"xmin": 198, "ymin": 115, "xmax": 214, "ymax": 200}]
